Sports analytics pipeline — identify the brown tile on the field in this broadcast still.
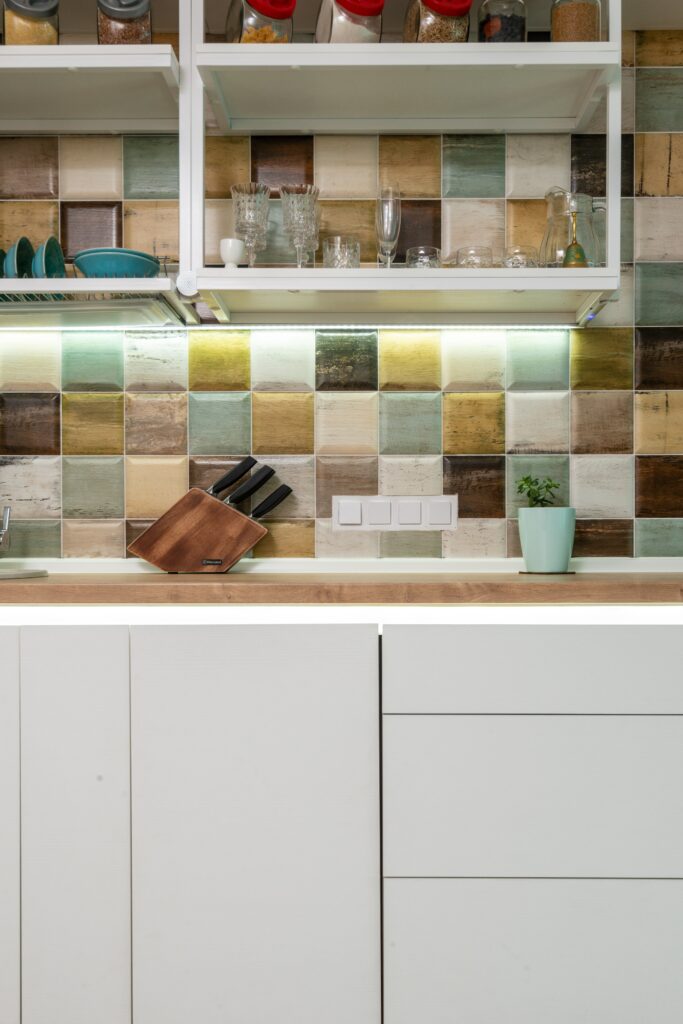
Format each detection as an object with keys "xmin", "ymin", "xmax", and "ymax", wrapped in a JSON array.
[
  {"xmin": 636, "ymin": 134, "xmax": 683, "ymax": 197},
  {"xmin": 443, "ymin": 393, "xmax": 505, "ymax": 455},
  {"xmin": 126, "ymin": 518, "xmax": 154, "ymax": 556},
  {"xmin": 60, "ymin": 202, "xmax": 122, "ymax": 259},
  {"xmin": 0, "ymin": 138, "xmax": 58, "ymax": 199},
  {"xmin": 395, "ymin": 200, "xmax": 441, "ymax": 264},
  {"xmin": 123, "ymin": 201, "xmax": 179, "ymax": 261},
  {"xmin": 573, "ymin": 519, "xmax": 634, "ymax": 557},
  {"xmin": 506, "ymin": 519, "xmax": 522, "ymax": 557},
  {"xmin": 571, "ymin": 391, "xmax": 633, "ymax": 454},
  {"xmin": 570, "ymin": 328, "xmax": 634, "ymax": 389},
  {"xmin": 62, "ymin": 394, "xmax": 124, "ymax": 455},
  {"xmin": 62, "ymin": 519, "xmax": 125, "ymax": 558},
  {"xmin": 378, "ymin": 136, "xmax": 441, "ymax": 198},
  {"xmin": 189, "ymin": 457, "xmax": 251, "ymax": 496},
  {"xmin": 622, "ymin": 30, "xmax": 636, "ymax": 67},
  {"xmin": 379, "ymin": 329, "xmax": 441, "ymax": 391},
  {"xmin": 205, "ymin": 137, "xmax": 250, "ymax": 199},
  {"xmin": 252, "ymin": 393, "xmax": 314, "ymax": 455},
  {"xmin": 636, "ymin": 30, "xmax": 683, "ymax": 67},
  {"xmin": 0, "ymin": 394, "xmax": 60, "ymax": 456},
  {"xmin": 253, "ymin": 519, "xmax": 315, "ymax": 558},
  {"xmin": 635, "ymin": 391, "xmax": 683, "ymax": 454},
  {"xmin": 251, "ymin": 136, "xmax": 313, "ymax": 197},
  {"xmin": 635, "ymin": 327, "xmax": 683, "ymax": 389},
  {"xmin": 443, "ymin": 456, "xmax": 505, "ymax": 518},
  {"xmin": 316, "ymin": 456, "xmax": 378, "ymax": 518},
  {"xmin": 636, "ymin": 456, "xmax": 683, "ymax": 517},
  {"xmin": 505, "ymin": 199, "xmax": 547, "ymax": 250},
  {"xmin": 0, "ymin": 202, "xmax": 59, "ymax": 253},
  {"xmin": 125, "ymin": 393, "xmax": 187, "ymax": 455},
  {"xmin": 318, "ymin": 200, "xmax": 375, "ymax": 263}
]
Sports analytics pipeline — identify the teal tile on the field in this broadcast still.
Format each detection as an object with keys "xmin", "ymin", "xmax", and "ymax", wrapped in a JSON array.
[
  {"xmin": 636, "ymin": 70, "xmax": 683, "ymax": 132},
  {"xmin": 636, "ymin": 264, "xmax": 683, "ymax": 326},
  {"xmin": 62, "ymin": 332, "xmax": 124, "ymax": 392},
  {"xmin": 635, "ymin": 519, "xmax": 683, "ymax": 556},
  {"xmin": 9, "ymin": 520, "xmax": 61, "ymax": 557},
  {"xmin": 188, "ymin": 392, "xmax": 251, "ymax": 454},
  {"xmin": 380, "ymin": 531, "xmax": 442, "ymax": 558},
  {"xmin": 379, "ymin": 392, "xmax": 442, "ymax": 455},
  {"xmin": 506, "ymin": 455, "xmax": 570, "ymax": 516},
  {"xmin": 443, "ymin": 135, "xmax": 506, "ymax": 199},
  {"xmin": 123, "ymin": 136, "xmax": 179, "ymax": 200},
  {"xmin": 62, "ymin": 456, "xmax": 124, "ymax": 519},
  {"xmin": 507, "ymin": 330, "xmax": 570, "ymax": 391}
]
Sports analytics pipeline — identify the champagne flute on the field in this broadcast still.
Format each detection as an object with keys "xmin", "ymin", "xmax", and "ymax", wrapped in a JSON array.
[{"xmin": 376, "ymin": 186, "xmax": 401, "ymax": 268}]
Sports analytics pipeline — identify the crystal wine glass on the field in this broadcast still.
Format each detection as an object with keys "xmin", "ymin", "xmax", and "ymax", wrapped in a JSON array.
[
  {"xmin": 281, "ymin": 184, "xmax": 320, "ymax": 269},
  {"xmin": 376, "ymin": 186, "xmax": 401, "ymax": 267},
  {"xmin": 231, "ymin": 183, "xmax": 271, "ymax": 268}
]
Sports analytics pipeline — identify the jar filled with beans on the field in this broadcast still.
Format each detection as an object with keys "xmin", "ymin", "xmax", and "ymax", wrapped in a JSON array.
[
  {"xmin": 97, "ymin": 0, "xmax": 152, "ymax": 44},
  {"xmin": 551, "ymin": 0, "xmax": 600, "ymax": 41},
  {"xmin": 403, "ymin": 0, "xmax": 472, "ymax": 42},
  {"xmin": 4, "ymin": 0, "xmax": 59, "ymax": 44},
  {"xmin": 478, "ymin": 0, "xmax": 526, "ymax": 41}
]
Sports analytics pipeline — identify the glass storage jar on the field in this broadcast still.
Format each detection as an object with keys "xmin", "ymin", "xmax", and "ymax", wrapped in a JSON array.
[
  {"xmin": 478, "ymin": 0, "xmax": 526, "ymax": 41},
  {"xmin": 3, "ymin": 0, "xmax": 58, "ymax": 44},
  {"xmin": 97, "ymin": 0, "xmax": 151, "ymax": 44},
  {"xmin": 226, "ymin": 0, "xmax": 295, "ymax": 42},
  {"xmin": 540, "ymin": 187, "xmax": 604, "ymax": 268},
  {"xmin": 315, "ymin": 0, "xmax": 383, "ymax": 43},
  {"xmin": 403, "ymin": 0, "xmax": 471, "ymax": 43},
  {"xmin": 551, "ymin": 0, "xmax": 600, "ymax": 41}
]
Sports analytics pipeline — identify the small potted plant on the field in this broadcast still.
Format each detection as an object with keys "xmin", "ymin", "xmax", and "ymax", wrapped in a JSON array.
[{"xmin": 516, "ymin": 475, "xmax": 576, "ymax": 574}]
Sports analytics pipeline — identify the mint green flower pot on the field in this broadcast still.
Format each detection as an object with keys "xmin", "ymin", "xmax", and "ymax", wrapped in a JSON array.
[{"xmin": 518, "ymin": 506, "xmax": 576, "ymax": 574}]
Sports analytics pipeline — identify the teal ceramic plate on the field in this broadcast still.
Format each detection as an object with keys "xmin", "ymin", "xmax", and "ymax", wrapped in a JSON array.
[
  {"xmin": 5, "ymin": 236, "xmax": 35, "ymax": 279},
  {"xmin": 73, "ymin": 247, "xmax": 160, "ymax": 279},
  {"xmin": 32, "ymin": 236, "xmax": 65, "ymax": 279}
]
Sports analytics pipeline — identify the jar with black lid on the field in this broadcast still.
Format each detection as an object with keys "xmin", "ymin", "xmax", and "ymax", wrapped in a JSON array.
[
  {"xmin": 3, "ymin": 0, "xmax": 59, "ymax": 45},
  {"xmin": 478, "ymin": 0, "xmax": 526, "ymax": 41},
  {"xmin": 97, "ymin": 0, "xmax": 152, "ymax": 44}
]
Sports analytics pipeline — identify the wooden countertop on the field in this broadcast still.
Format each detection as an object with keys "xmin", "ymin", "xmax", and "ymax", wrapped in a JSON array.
[{"xmin": 1, "ymin": 572, "xmax": 683, "ymax": 605}]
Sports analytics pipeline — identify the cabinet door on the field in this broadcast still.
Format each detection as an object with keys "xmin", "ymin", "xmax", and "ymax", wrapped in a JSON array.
[
  {"xmin": 0, "ymin": 628, "xmax": 20, "ymax": 1024},
  {"xmin": 20, "ymin": 627, "xmax": 131, "ymax": 1024},
  {"xmin": 131, "ymin": 624, "xmax": 380, "ymax": 1024}
]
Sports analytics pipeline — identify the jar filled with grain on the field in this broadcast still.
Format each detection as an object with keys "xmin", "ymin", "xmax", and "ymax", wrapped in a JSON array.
[
  {"xmin": 478, "ymin": 0, "xmax": 526, "ymax": 41},
  {"xmin": 226, "ymin": 0, "xmax": 296, "ymax": 42},
  {"xmin": 403, "ymin": 0, "xmax": 472, "ymax": 42},
  {"xmin": 97, "ymin": 0, "xmax": 152, "ymax": 44},
  {"xmin": 551, "ymin": 0, "xmax": 600, "ymax": 41},
  {"xmin": 3, "ymin": 0, "xmax": 59, "ymax": 45},
  {"xmin": 315, "ymin": 0, "xmax": 384, "ymax": 43}
]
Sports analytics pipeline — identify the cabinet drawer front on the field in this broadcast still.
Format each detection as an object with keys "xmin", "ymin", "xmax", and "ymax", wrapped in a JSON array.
[
  {"xmin": 384, "ymin": 878, "xmax": 683, "ymax": 1024},
  {"xmin": 384, "ymin": 715, "xmax": 683, "ymax": 878},
  {"xmin": 383, "ymin": 625, "xmax": 683, "ymax": 713}
]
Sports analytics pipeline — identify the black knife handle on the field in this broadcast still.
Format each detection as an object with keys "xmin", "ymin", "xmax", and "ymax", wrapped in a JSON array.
[
  {"xmin": 227, "ymin": 465, "xmax": 275, "ymax": 504},
  {"xmin": 207, "ymin": 456, "xmax": 256, "ymax": 496},
  {"xmin": 251, "ymin": 484, "xmax": 292, "ymax": 519}
]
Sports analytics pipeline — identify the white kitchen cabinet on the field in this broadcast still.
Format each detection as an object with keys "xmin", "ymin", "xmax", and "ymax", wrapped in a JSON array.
[
  {"xmin": 130, "ymin": 624, "xmax": 381, "ymax": 1024},
  {"xmin": 0, "ymin": 628, "xmax": 20, "ymax": 1024},
  {"xmin": 20, "ymin": 627, "xmax": 131, "ymax": 1024}
]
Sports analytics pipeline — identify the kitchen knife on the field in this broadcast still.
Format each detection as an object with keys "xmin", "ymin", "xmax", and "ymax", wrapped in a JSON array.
[
  {"xmin": 251, "ymin": 484, "xmax": 292, "ymax": 519},
  {"xmin": 225, "ymin": 465, "xmax": 275, "ymax": 505},
  {"xmin": 206, "ymin": 456, "xmax": 256, "ymax": 497}
]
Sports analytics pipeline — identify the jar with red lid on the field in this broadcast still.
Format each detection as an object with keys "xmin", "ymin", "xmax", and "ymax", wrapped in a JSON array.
[
  {"xmin": 225, "ymin": 0, "xmax": 295, "ymax": 42},
  {"xmin": 315, "ymin": 0, "xmax": 383, "ymax": 43},
  {"xmin": 403, "ymin": 0, "xmax": 472, "ymax": 42}
]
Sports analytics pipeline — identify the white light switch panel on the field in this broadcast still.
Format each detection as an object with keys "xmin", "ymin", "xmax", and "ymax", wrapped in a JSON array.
[{"xmin": 332, "ymin": 495, "xmax": 458, "ymax": 532}]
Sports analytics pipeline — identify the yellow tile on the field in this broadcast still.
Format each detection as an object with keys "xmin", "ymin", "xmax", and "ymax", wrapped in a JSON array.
[
  {"xmin": 123, "ymin": 200, "xmax": 179, "ymax": 260},
  {"xmin": 635, "ymin": 391, "xmax": 683, "ymax": 454},
  {"xmin": 253, "ymin": 519, "xmax": 315, "ymax": 558},
  {"xmin": 315, "ymin": 393, "xmax": 378, "ymax": 455},
  {"xmin": 125, "ymin": 455, "xmax": 188, "ymax": 519},
  {"xmin": 205, "ymin": 137, "xmax": 250, "ymax": 199},
  {"xmin": 636, "ymin": 134, "xmax": 683, "ymax": 197},
  {"xmin": 252, "ymin": 393, "xmax": 314, "ymax": 454},
  {"xmin": 570, "ymin": 328, "xmax": 634, "ymax": 390},
  {"xmin": 0, "ymin": 201, "xmax": 58, "ymax": 252},
  {"xmin": 59, "ymin": 136, "xmax": 122, "ymax": 200},
  {"xmin": 636, "ymin": 30, "xmax": 683, "ymax": 66},
  {"xmin": 188, "ymin": 329, "xmax": 250, "ymax": 390},
  {"xmin": 379, "ymin": 136, "xmax": 441, "ymax": 198},
  {"xmin": 505, "ymin": 199, "xmax": 547, "ymax": 250},
  {"xmin": 318, "ymin": 201, "xmax": 376, "ymax": 263},
  {"xmin": 62, "ymin": 394, "xmax": 124, "ymax": 455},
  {"xmin": 443, "ymin": 392, "xmax": 505, "ymax": 455},
  {"xmin": 379, "ymin": 329, "xmax": 441, "ymax": 391},
  {"xmin": 622, "ymin": 30, "xmax": 635, "ymax": 67},
  {"xmin": 62, "ymin": 520, "xmax": 125, "ymax": 558}
]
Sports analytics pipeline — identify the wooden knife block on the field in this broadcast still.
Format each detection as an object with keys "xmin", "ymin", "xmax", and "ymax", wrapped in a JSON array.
[{"xmin": 127, "ymin": 488, "xmax": 268, "ymax": 573}]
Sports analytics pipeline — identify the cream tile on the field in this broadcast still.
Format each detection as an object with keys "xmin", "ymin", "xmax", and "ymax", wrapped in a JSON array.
[
  {"xmin": 0, "ymin": 455, "xmax": 61, "ymax": 518},
  {"xmin": 314, "ymin": 518, "xmax": 379, "ymax": 559},
  {"xmin": 123, "ymin": 201, "xmax": 179, "ymax": 261},
  {"xmin": 204, "ymin": 199, "xmax": 235, "ymax": 265},
  {"xmin": 584, "ymin": 69, "xmax": 635, "ymax": 133},
  {"xmin": 59, "ymin": 136, "xmax": 123, "ymax": 200},
  {"xmin": 248, "ymin": 456, "xmax": 315, "ymax": 519},
  {"xmin": 506, "ymin": 135, "xmax": 571, "ymax": 199},
  {"xmin": 634, "ymin": 198, "xmax": 683, "ymax": 261},
  {"xmin": 379, "ymin": 456, "xmax": 442, "ymax": 495},
  {"xmin": 506, "ymin": 392, "xmax": 570, "ymax": 454},
  {"xmin": 590, "ymin": 267, "xmax": 634, "ymax": 328},
  {"xmin": 442, "ymin": 200, "xmax": 505, "ymax": 259},
  {"xmin": 571, "ymin": 455, "xmax": 634, "ymax": 518},
  {"xmin": 251, "ymin": 329, "xmax": 315, "ymax": 391},
  {"xmin": 441, "ymin": 329, "xmax": 506, "ymax": 392},
  {"xmin": 314, "ymin": 135, "xmax": 378, "ymax": 199},
  {"xmin": 62, "ymin": 520, "xmax": 125, "ymax": 558},
  {"xmin": 442, "ymin": 519, "xmax": 507, "ymax": 558},
  {"xmin": 125, "ymin": 456, "xmax": 188, "ymax": 519},
  {"xmin": 0, "ymin": 331, "xmax": 60, "ymax": 391},
  {"xmin": 315, "ymin": 393, "xmax": 378, "ymax": 455}
]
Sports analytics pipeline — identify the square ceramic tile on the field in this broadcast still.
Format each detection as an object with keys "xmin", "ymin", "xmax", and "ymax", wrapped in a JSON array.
[
  {"xmin": 261, "ymin": 200, "xmax": 294, "ymax": 266},
  {"xmin": 571, "ymin": 455, "xmax": 634, "ymax": 518},
  {"xmin": 0, "ymin": 331, "xmax": 60, "ymax": 392},
  {"xmin": 125, "ymin": 393, "xmax": 188, "ymax": 455},
  {"xmin": 123, "ymin": 136, "xmax": 179, "ymax": 199},
  {"xmin": 0, "ymin": 137, "xmax": 58, "ymax": 199},
  {"xmin": 378, "ymin": 136, "xmax": 441, "ymax": 198},
  {"xmin": 443, "ymin": 456, "xmax": 506, "ymax": 518},
  {"xmin": 379, "ymin": 329, "xmax": 441, "ymax": 391},
  {"xmin": 59, "ymin": 136, "xmax": 122, "ymax": 200},
  {"xmin": 506, "ymin": 135, "xmax": 571, "ymax": 199},
  {"xmin": 636, "ymin": 264, "xmax": 683, "ymax": 326},
  {"xmin": 379, "ymin": 393, "xmax": 441, "ymax": 455},
  {"xmin": 62, "ymin": 456, "xmax": 125, "ymax": 518},
  {"xmin": 0, "ymin": 394, "xmax": 60, "ymax": 456},
  {"xmin": 570, "ymin": 328, "xmax": 633, "ymax": 390},
  {"xmin": 380, "ymin": 531, "xmax": 442, "ymax": 558},
  {"xmin": 316, "ymin": 392, "xmax": 378, "ymax": 455},
  {"xmin": 504, "ymin": 199, "xmax": 547, "ymax": 251},
  {"xmin": 636, "ymin": 134, "xmax": 683, "ymax": 197},
  {"xmin": 571, "ymin": 391, "xmax": 633, "ymax": 454},
  {"xmin": 60, "ymin": 201, "xmax": 122, "ymax": 259},
  {"xmin": 620, "ymin": 197, "xmax": 634, "ymax": 264},
  {"xmin": 314, "ymin": 136, "xmax": 378, "ymax": 199},
  {"xmin": 441, "ymin": 199, "xmax": 505, "ymax": 260},
  {"xmin": 635, "ymin": 30, "xmax": 683, "ymax": 66},
  {"xmin": 0, "ymin": 455, "xmax": 60, "ymax": 518},
  {"xmin": 506, "ymin": 392, "xmax": 570, "ymax": 454},
  {"xmin": 188, "ymin": 392, "xmax": 251, "ymax": 455},
  {"xmin": 0, "ymin": 202, "xmax": 59, "ymax": 252},
  {"xmin": 252, "ymin": 393, "xmax": 314, "ymax": 455},
  {"xmin": 315, "ymin": 329, "xmax": 378, "ymax": 391},
  {"xmin": 62, "ymin": 394, "xmax": 124, "ymax": 455},
  {"xmin": 379, "ymin": 455, "xmax": 442, "ymax": 495},
  {"xmin": 253, "ymin": 520, "xmax": 315, "ymax": 558},
  {"xmin": 635, "ymin": 519, "xmax": 683, "ymax": 556},
  {"xmin": 251, "ymin": 136, "xmax": 313, "ymax": 196},
  {"xmin": 441, "ymin": 330, "xmax": 506, "ymax": 392},
  {"xmin": 189, "ymin": 456, "xmax": 252, "ymax": 494},
  {"xmin": 636, "ymin": 69, "xmax": 683, "ymax": 132},
  {"xmin": 636, "ymin": 456, "xmax": 683, "ymax": 517},
  {"xmin": 572, "ymin": 520, "xmax": 634, "ymax": 558},
  {"xmin": 188, "ymin": 329, "xmax": 250, "ymax": 391},
  {"xmin": 62, "ymin": 331, "xmax": 124, "ymax": 392},
  {"xmin": 635, "ymin": 328, "xmax": 683, "ymax": 390},
  {"xmin": 205, "ymin": 136, "xmax": 250, "ymax": 199},
  {"xmin": 622, "ymin": 32, "xmax": 636, "ymax": 67},
  {"xmin": 442, "ymin": 135, "xmax": 505, "ymax": 199},
  {"xmin": 506, "ymin": 455, "xmax": 570, "ymax": 517},
  {"xmin": 395, "ymin": 200, "xmax": 442, "ymax": 263},
  {"xmin": 570, "ymin": 134, "xmax": 634, "ymax": 198},
  {"xmin": 315, "ymin": 518, "xmax": 379, "ymax": 559},
  {"xmin": 251, "ymin": 329, "xmax": 315, "ymax": 391},
  {"xmin": 247, "ymin": 456, "xmax": 315, "ymax": 519},
  {"xmin": 315, "ymin": 456, "xmax": 378, "ymax": 517},
  {"xmin": 204, "ymin": 199, "xmax": 235, "ymax": 265},
  {"xmin": 125, "ymin": 455, "xmax": 188, "ymax": 519},
  {"xmin": 123, "ymin": 201, "xmax": 179, "ymax": 261},
  {"xmin": 443, "ymin": 392, "xmax": 505, "ymax": 455},
  {"xmin": 7, "ymin": 521, "xmax": 61, "ymax": 558},
  {"xmin": 318, "ymin": 200, "xmax": 377, "ymax": 264},
  {"xmin": 62, "ymin": 519, "xmax": 125, "ymax": 558},
  {"xmin": 635, "ymin": 391, "xmax": 683, "ymax": 454},
  {"xmin": 635, "ymin": 198, "xmax": 683, "ymax": 260},
  {"xmin": 507, "ymin": 330, "xmax": 569, "ymax": 391},
  {"xmin": 125, "ymin": 330, "xmax": 187, "ymax": 392},
  {"xmin": 442, "ymin": 518, "xmax": 507, "ymax": 558},
  {"xmin": 594, "ymin": 266, "xmax": 634, "ymax": 328}
]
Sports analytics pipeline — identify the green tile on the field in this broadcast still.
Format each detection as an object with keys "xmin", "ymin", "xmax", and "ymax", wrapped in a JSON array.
[
  {"xmin": 636, "ymin": 264, "xmax": 683, "ymax": 326},
  {"xmin": 62, "ymin": 332, "xmax": 124, "ymax": 392},
  {"xmin": 316, "ymin": 329, "xmax": 378, "ymax": 391},
  {"xmin": 9, "ymin": 520, "xmax": 61, "ymax": 557},
  {"xmin": 262, "ymin": 200, "xmax": 292, "ymax": 266},
  {"xmin": 62, "ymin": 456, "xmax": 124, "ymax": 518},
  {"xmin": 380, "ymin": 392, "xmax": 442, "ymax": 455},
  {"xmin": 507, "ymin": 330, "xmax": 570, "ymax": 391},
  {"xmin": 123, "ymin": 136, "xmax": 179, "ymax": 200},
  {"xmin": 506, "ymin": 455, "xmax": 570, "ymax": 517},
  {"xmin": 635, "ymin": 518, "xmax": 683, "ymax": 556},
  {"xmin": 636, "ymin": 69, "xmax": 683, "ymax": 132},
  {"xmin": 380, "ymin": 531, "xmax": 442, "ymax": 558},
  {"xmin": 443, "ymin": 135, "xmax": 506, "ymax": 199},
  {"xmin": 188, "ymin": 392, "xmax": 251, "ymax": 454}
]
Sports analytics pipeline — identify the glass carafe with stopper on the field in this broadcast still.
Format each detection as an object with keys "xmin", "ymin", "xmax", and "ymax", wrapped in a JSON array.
[{"xmin": 540, "ymin": 187, "xmax": 604, "ymax": 268}]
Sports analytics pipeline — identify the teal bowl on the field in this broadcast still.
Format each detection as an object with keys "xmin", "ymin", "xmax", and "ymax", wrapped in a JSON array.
[
  {"xmin": 74, "ymin": 248, "xmax": 160, "ymax": 279},
  {"xmin": 32, "ymin": 236, "xmax": 65, "ymax": 279},
  {"xmin": 5, "ymin": 237, "xmax": 35, "ymax": 279},
  {"xmin": 0, "ymin": 248, "xmax": 6, "ymax": 277}
]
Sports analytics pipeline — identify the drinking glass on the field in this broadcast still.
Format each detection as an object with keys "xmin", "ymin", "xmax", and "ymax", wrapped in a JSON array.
[
  {"xmin": 323, "ymin": 235, "xmax": 361, "ymax": 268},
  {"xmin": 502, "ymin": 244, "xmax": 539, "ymax": 268},
  {"xmin": 376, "ymin": 186, "xmax": 401, "ymax": 267},
  {"xmin": 406, "ymin": 245, "xmax": 441, "ymax": 268},
  {"xmin": 231, "ymin": 183, "xmax": 271, "ymax": 268},
  {"xmin": 281, "ymin": 184, "xmax": 320, "ymax": 268},
  {"xmin": 456, "ymin": 246, "xmax": 493, "ymax": 268}
]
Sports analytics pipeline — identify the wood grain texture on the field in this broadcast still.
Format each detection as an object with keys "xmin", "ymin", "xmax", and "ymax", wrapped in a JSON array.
[
  {"xmin": 62, "ymin": 394, "xmax": 124, "ymax": 456},
  {"xmin": 443, "ymin": 455, "xmax": 505, "ymax": 518},
  {"xmin": 636, "ymin": 391, "xmax": 683, "ymax": 454},
  {"xmin": 571, "ymin": 328, "xmax": 634, "ymax": 389},
  {"xmin": 636, "ymin": 134, "xmax": 683, "ymax": 197},
  {"xmin": 0, "ymin": 201, "xmax": 58, "ymax": 252},
  {"xmin": 395, "ymin": 200, "xmax": 441, "ymax": 263},
  {"xmin": 316, "ymin": 392, "xmax": 378, "ymax": 455},
  {"xmin": 635, "ymin": 327, "xmax": 683, "ymax": 389},
  {"xmin": 315, "ymin": 455, "xmax": 378, "ymax": 517},
  {"xmin": 571, "ymin": 391, "xmax": 633, "ymax": 454},
  {"xmin": 379, "ymin": 136, "xmax": 441, "ymax": 198},
  {"xmin": 205, "ymin": 137, "xmax": 250, "ymax": 199},
  {"xmin": 252, "ymin": 393, "xmax": 314, "ymax": 455},
  {"xmin": 636, "ymin": 455, "xmax": 683, "ymax": 517},
  {"xmin": 379, "ymin": 330, "xmax": 441, "ymax": 391},
  {"xmin": 318, "ymin": 200, "xmax": 376, "ymax": 263},
  {"xmin": 443, "ymin": 392, "xmax": 505, "ymax": 455},
  {"xmin": 572, "ymin": 519, "xmax": 634, "ymax": 557},
  {"xmin": 125, "ymin": 393, "xmax": 187, "ymax": 455},
  {"xmin": 636, "ymin": 30, "xmax": 683, "ymax": 67},
  {"xmin": 123, "ymin": 200, "xmax": 179, "ymax": 260},
  {"xmin": 251, "ymin": 136, "xmax": 313, "ymax": 197},
  {"xmin": 252, "ymin": 519, "xmax": 315, "ymax": 558},
  {"xmin": 505, "ymin": 199, "xmax": 547, "ymax": 250},
  {"xmin": 60, "ymin": 201, "xmax": 122, "ymax": 258},
  {"xmin": 0, "ymin": 137, "xmax": 58, "ymax": 199},
  {"xmin": 0, "ymin": 394, "xmax": 60, "ymax": 456}
]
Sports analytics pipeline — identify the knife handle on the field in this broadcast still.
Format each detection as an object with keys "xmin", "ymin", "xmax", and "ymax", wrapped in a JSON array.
[
  {"xmin": 227, "ymin": 465, "xmax": 275, "ymax": 504},
  {"xmin": 207, "ymin": 456, "xmax": 256, "ymax": 496},
  {"xmin": 252, "ymin": 484, "xmax": 292, "ymax": 519}
]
